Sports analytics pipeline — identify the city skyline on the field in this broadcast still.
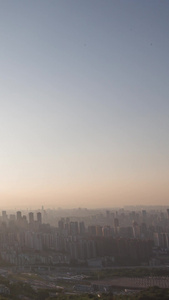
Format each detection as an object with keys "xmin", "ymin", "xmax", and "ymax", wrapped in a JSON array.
[{"xmin": 0, "ymin": 0, "xmax": 169, "ymax": 208}]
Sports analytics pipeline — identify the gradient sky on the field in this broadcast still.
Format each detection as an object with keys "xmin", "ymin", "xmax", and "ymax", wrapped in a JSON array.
[{"xmin": 0, "ymin": 0, "xmax": 169, "ymax": 209}]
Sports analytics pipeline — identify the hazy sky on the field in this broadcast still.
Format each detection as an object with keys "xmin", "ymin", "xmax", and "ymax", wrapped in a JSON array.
[{"xmin": 0, "ymin": 0, "xmax": 169, "ymax": 209}]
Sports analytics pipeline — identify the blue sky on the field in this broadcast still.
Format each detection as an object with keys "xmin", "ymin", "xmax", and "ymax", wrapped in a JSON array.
[{"xmin": 0, "ymin": 0, "xmax": 169, "ymax": 208}]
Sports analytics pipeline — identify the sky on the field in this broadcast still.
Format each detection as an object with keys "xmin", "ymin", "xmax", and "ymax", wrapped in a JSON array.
[{"xmin": 0, "ymin": 0, "xmax": 169, "ymax": 209}]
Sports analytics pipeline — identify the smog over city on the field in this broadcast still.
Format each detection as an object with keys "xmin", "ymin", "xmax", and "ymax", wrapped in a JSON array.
[{"xmin": 0, "ymin": 1, "xmax": 169, "ymax": 299}]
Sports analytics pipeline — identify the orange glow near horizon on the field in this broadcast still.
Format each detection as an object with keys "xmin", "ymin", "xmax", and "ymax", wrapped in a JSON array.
[{"xmin": 1, "ymin": 174, "xmax": 169, "ymax": 209}]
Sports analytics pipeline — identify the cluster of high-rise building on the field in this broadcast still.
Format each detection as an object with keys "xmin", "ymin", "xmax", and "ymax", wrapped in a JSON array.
[{"xmin": 0, "ymin": 207, "xmax": 169, "ymax": 267}]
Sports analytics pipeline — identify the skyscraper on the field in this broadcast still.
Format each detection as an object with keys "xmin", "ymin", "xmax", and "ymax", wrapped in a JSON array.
[
  {"xmin": 29, "ymin": 212, "xmax": 34, "ymax": 224},
  {"xmin": 37, "ymin": 212, "xmax": 42, "ymax": 224}
]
